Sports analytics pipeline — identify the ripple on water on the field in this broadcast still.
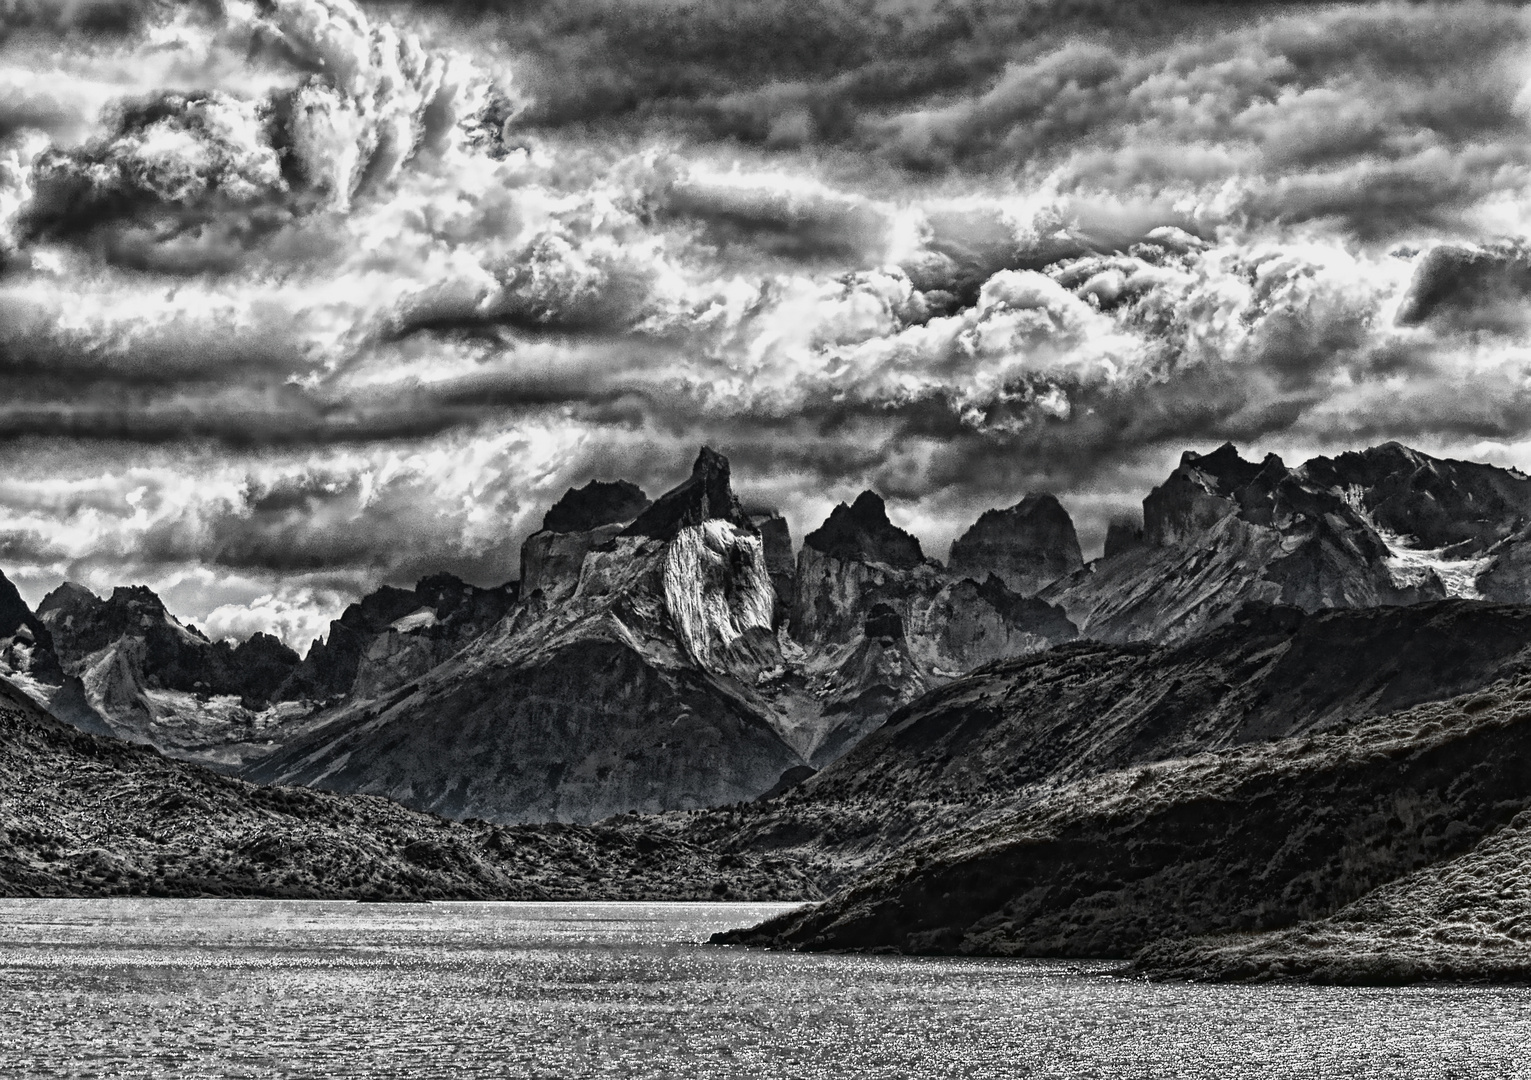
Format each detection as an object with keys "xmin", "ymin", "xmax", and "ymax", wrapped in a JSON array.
[{"xmin": 0, "ymin": 898, "xmax": 1527, "ymax": 1079}]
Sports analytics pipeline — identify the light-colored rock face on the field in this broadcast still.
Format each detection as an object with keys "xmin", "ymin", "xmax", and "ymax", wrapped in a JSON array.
[
  {"xmin": 792, "ymin": 545, "xmax": 925, "ymax": 648},
  {"xmin": 663, "ymin": 520, "xmax": 776, "ymax": 673},
  {"xmin": 351, "ymin": 628, "xmax": 452, "ymax": 700}
]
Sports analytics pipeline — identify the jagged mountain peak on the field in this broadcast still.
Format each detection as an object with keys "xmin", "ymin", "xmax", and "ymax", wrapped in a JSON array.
[
  {"xmin": 0, "ymin": 570, "xmax": 46, "ymax": 640},
  {"xmin": 948, "ymin": 492, "xmax": 1082, "ymax": 595},
  {"xmin": 1302, "ymin": 441, "xmax": 1531, "ymax": 556},
  {"xmin": 0, "ymin": 569, "xmax": 61, "ymax": 685},
  {"xmin": 37, "ymin": 580, "xmax": 102, "ymax": 617},
  {"xmin": 803, "ymin": 490, "xmax": 924, "ymax": 569},
  {"xmin": 1176, "ymin": 443, "xmax": 1283, "ymax": 495},
  {"xmin": 622, "ymin": 446, "xmax": 750, "ymax": 540},
  {"xmin": 541, "ymin": 479, "xmax": 651, "ymax": 534}
]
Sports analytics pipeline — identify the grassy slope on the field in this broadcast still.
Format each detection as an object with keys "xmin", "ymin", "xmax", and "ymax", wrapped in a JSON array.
[
  {"xmin": 699, "ymin": 601, "xmax": 1531, "ymax": 891},
  {"xmin": 0, "ymin": 678, "xmax": 820, "ymax": 902},
  {"xmin": 1131, "ymin": 816, "xmax": 1531, "ymax": 983},
  {"xmin": 716, "ymin": 676, "xmax": 1531, "ymax": 963}
]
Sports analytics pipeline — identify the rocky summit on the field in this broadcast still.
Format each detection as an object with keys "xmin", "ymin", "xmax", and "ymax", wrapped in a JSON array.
[
  {"xmin": 948, "ymin": 493, "xmax": 1083, "ymax": 596},
  {"xmin": 1045, "ymin": 442, "xmax": 1531, "ymax": 643}
]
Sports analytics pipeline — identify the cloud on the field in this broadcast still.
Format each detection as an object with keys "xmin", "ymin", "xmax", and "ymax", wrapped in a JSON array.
[
  {"xmin": 1394, "ymin": 243, "xmax": 1531, "ymax": 332},
  {"xmin": 6, "ymin": 0, "xmax": 1531, "ymax": 639}
]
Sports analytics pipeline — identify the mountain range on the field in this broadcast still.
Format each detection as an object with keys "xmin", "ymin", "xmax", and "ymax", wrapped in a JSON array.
[
  {"xmin": 9, "ymin": 439, "xmax": 1531, "ymax": 825},
  {"xmin": 12, "ymin": 438, "xmax": 1531, "ymax": 980}
]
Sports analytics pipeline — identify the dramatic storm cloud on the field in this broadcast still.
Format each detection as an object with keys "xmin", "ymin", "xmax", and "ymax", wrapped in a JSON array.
[{"xmin": 5, "ymin": 0, "xmax": 1531, "ymax": 643}]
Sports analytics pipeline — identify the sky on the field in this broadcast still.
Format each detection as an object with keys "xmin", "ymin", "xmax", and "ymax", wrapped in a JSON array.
[{"xmin": 5, "ymin": 0, "xmax": 1531, "ymax": 648}]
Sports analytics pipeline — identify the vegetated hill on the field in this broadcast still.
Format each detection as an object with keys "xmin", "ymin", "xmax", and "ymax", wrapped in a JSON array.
[
  {"xmin": 696, "ymin": 600, "xmax": 1531, "ymax": 889},
  {"xmin": 0, "ymin": 676, "xmax": 818, "ymax": 902},
  {"xmin": 1130, "ymin": 813, "xmax": 1531, "ymax": 984},
  {"xmin": 713, "ymin": 675, "xmax": 1531, "ymax": 965}
]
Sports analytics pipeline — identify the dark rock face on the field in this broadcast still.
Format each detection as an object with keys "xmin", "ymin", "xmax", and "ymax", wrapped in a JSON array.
[
  {"xmin": 747, "ymin": 509, "xmax": 795, "ymax": 617},
  {"xmin": 716, "ymin": 674, "xmax": 1531, "ymax": 958},
  {"xmin": 863, "ymin": 603, "xmax": 904, "ymax": 641},
  {"xmin": 37, "ymin": 582, "xmax": 301, "ymax": 704},
  {"xmin": 524, "ymin": 482, "xmax": 651, "ymax": 603},
  {"xmin": 948, "ymin": 493, "xmax": 1083, "ymax": 596},
  {"xmin": 0, "ymin": 570, "xmax": 60, "ymax": 685},
  {"xmin": 1102, "ymin": 516, "xmax": 1144, "ymax": 558},
  {"xmin": 278, "ymin": 575, "xmax": 517, "ymax": 703},
  {"xmin": 1050, "ymin": 443, "xmax": 1445, "ymax": 644},
  {"xmin": 623, "ymin": 446, "xmax": 751, "ymax": 539},
  {"xmin": 1141, "ymin": 443, "xmax": 1281, "ymax": 547},
  {"xmin": 541, "ymin": 479, "xmax": 650, "ymax": 534},
  {"xmin": 1301, "ymin": 442, "xmax": 1531, "ymax": 555},
  {"xmin": 24, "ymin": 581, "xmax": 307, "ymax": 761},
  {"xmin": 802, "ymin": 491, "xmax": 923, "ymax": 569}
]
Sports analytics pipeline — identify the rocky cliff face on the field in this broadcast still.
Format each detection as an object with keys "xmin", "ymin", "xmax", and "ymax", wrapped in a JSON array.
[
  {"xmin": 245, "ymin": 449, "xmax": 808, "ymax": 823},
  {"xmin": 278, "ymin": 574, "xmax": 518, "ymax": 703},
  {"xmin": 0, "ymin": 569, "xmax": 61, "ymax": 688},
  {"xmin": 1048, "ymin": 444, "xmax": 1450, "ymax": 643},
  {"xmin": 19, "ymin": 582, "xmax": 311, "ymax": 763},
  {"xmin": 948, "ymin": 493, "xmax": 1083, "ymax": 595},
  {"xmin": 520, "ymin": 480, "xmax": 650, "ymax": 603},
  {"xmin": 793, "ymin": 490, "xmax": 1078, "ymax": 671},
  {"xmin": 746, "ymin": 508, "xmax": 795, "ymax": 621},
  {"xmin": 239, "ymin": 451, "xmax": 1078, "ymax": 821}
]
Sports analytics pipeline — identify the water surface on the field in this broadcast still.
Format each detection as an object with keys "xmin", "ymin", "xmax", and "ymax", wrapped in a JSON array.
[{"xmin": 0, "ymin": 898, "xmax": 1526, "ymax": 1078}]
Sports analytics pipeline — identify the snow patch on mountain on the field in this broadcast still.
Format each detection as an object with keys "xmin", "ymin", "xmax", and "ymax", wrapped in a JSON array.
[{"xmin": 1341, "ymin": 485, "xmax": 1490, "ymax": 599}]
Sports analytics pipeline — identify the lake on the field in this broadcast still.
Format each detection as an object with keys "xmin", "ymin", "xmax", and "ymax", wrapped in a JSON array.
[{"xmin": 0, "ymin": 898, "xmax": 1526, "ymax": 1078}]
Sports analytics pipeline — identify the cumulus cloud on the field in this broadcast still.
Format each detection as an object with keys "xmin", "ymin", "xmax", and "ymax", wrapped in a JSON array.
[{"xmin": 6, "ymin": 0, "xmax": 1531, "ymax": 640}]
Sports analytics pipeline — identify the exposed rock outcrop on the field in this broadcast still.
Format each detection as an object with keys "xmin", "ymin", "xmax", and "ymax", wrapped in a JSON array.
[
  {"xmin": 0, "ymin": 569, "xmax": 60, "ymax": 686},
  {"xmin": 746, "ymin": 508, "xmax": 795, "ymax": 619},
  {"xmin": 1048, "ymin": 444, "xmax": 1445, "ymax": 643},
  {"xmin": 792, "ymin": 491, "xmax": 1075, "ymax": 665},
  {"xmin": 624, "ymin": 447, "xmax": 750, "ymax": 539},
  {"xmin": 26, "ymin": 582, "xmax": 310, "ymax": 762},
  {"xmin": 948, "ymin": 493, "xmax": 1083, "ymax": 596},
  {"xmin": 541, "ymin": 479, "xmax": 650, "ymax": 534},
  {"xmin": 245, "ymin": 448, "xmax": 807, "ymax": 823},
  {"xmin": 279, "ymin": 574, "xmax": 518, "ymax": 703},
  {"xmin": 800, "ymin": 490, "xmax": 924, "ymax": 572},
  {"xmin": 1102, "ymin": 516, "xmax": 1144, "ymax": 558},
  {"xmin": 1302, "ymin": 441, "xmax": 1531, "ymax": 556},
  {"xmin": 520, "ymin": 480, "xmax": 650, "ymax": 602}
]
